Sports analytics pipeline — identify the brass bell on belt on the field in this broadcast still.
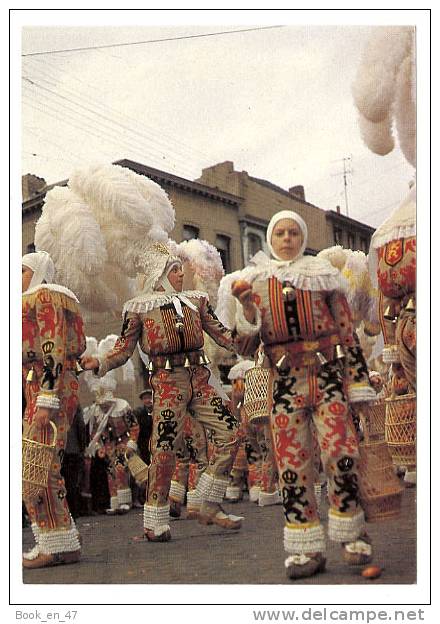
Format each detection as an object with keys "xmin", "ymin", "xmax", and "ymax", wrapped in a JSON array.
[
  {"xmin": 202, "ymin": 353, "xmax": 211, "ymax": 366},
  {"xmin": 74, "ymin": 360, "xmax": 84, "ymax": 376},
  {"xmin": 315, "ymin": 351, "xmax": 328, "ymax": 366},
  {"xmin": 282, "ymin": 286, "xmax": 295, "ymax": 301},
  {"xmin": 164, "ymin": 359, "xmax": 173, "ymax": 371},
  {"xmin": 183, "ymin": 355, "xmax": 191, "ymax": 368},
  {"xmin": 198, "ymin": 353, "xmax": 206, "ymax": 366},
  {"xmin": 383, "ymin": 305, "xmax": 397, "ymax": 321},
  {"xmin": 148, "ymin": 361, "xmax": 155, "ymax": 374},
  {"xmin": 175, "ymin": 320, "xmax": 185, "ymax": 333},
  {"xmin": 334, "ymin": 344, "xmax": 345, "ymax": 360},
  {"xmin": 26, "ymin": 367, "xmax": 34, "ymax": 383},
  {"xmin": 405, "ymin": 297, "xmax": 416, "ymax": 313}
]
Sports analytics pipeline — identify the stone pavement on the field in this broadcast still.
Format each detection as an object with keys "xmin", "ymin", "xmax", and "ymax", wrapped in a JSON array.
[{"xmin": 22, "ymin": 486, "xmax": 416, "ymax": 585}]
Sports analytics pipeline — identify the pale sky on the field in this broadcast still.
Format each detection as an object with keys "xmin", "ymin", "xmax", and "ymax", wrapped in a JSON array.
[{"xmin": 21, "ymin": 22, "xmax": 417, "ymax": 228}]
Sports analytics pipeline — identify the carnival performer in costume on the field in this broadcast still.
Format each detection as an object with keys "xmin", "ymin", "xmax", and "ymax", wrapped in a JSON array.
[
  {"xmin": 22, "ymin": 251, "xmax": 85, "ymax": 569},
  {"xmin": 82, "ymin": 335, "xmax": 138, "ymax": 515},
  {"xmin": 232, "ymin": 210, "xmax": 377, "ymax": 579},
  {"xmin": 227, "ymin": 359, "xmax": 280, "ymax": 505},
  {"xmin": 352, "ymin": 26, "xmax": 416, "ymax": 484},
  {"xmin": 82, "ymin": 243, "xmax": 243, "ymax": 541},
  {"xmin": 167, "ymin": 237, "xmax": 226, "ymax": 519}
]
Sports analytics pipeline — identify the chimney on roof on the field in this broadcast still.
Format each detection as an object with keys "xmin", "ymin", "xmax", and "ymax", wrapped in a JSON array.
[
  {"xmin": 22, "ymin": 174, "xmax": 47, "ymax": 202},
  {"xmin": 289, "ymin": 185, "xmax": 305, "ymax": 201},
  {"xmin": 336, "ymin": 205, "xmax": 341, "ymax": 214}
]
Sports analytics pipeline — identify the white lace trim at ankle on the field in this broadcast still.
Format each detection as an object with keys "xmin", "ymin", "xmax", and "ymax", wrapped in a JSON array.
[
  {"xmin": 30, "ymin": 522, "xmax": 40, "ymax": 542},
  {"xmin": 249, "ymin": 485, "xmax": 261, "ymax": 502},
  {"xmin": 225, "ymin": 485, "xmax": 241, "ymax": 499},
  {"xmin": 258, "ymin": 490, "xmax": 281, "ymax": 506},
  {"xmin": 187, "ymin": 490, "xmax": 202, "ymax": 506},
  {"xmin": 328, "ymin": 509, "xmax": 365, "ymax": 543},
  {"xmin": 196, "ymin": 472, "xmax": 228, "ymax": 503},
  {"xmin": 117, "ymin": 488, "xmax": 132, "ymax": 506},
  {"xmin": 143, "ymin": 503, "xmax": 170, "ymax": 530},
  {"xmin": 109, "ymin": 496, "xmax": 119, "ymax": 510},
  {"xmin": 169, "ymin": 480, "xmax": 187, "ymax": 503},
  {"xmin": 284, "ymin": 524, "xmax": 326, "ymax": 555},
  {"xmin": 38, "ymin": 525, "xmax": 81, "ymax": 555}
]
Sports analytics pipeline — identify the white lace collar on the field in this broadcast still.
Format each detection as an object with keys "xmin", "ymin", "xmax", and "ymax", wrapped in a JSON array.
[
  {"xmin": 123, "ymin": 290, "xmax": 208, "ymax": 314},
  {"xmin": 23, "ymin": 283, "xmax": 80, "ymax": 302},
  {"xmin": 245, "ymin": 254, "xmax": 347, "ymax": 292}
]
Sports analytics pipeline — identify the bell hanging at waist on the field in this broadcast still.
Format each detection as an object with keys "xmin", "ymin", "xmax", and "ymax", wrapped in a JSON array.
[{"xmin": 26, "ymin": 366, "xmax": 35, "ymax": 383}]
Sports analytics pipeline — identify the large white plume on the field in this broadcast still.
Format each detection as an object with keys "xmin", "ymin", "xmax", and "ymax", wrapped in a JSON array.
[
  {"xmin": 352, "ymin": 26, "xmax": 415, "ymax": 166},
  {"xmin": 177, "ymin": 238, "xmax": 224, "ymax": 307},
  {"xmin": 34, "ymin": 163, "xmax": 175, "ymax": 313}
]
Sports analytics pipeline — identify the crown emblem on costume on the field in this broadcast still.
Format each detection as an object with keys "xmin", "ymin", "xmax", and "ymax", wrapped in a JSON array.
[
  {"xmin": 42, "ymin": 341, "xmax": 55, "ymax": 355},
  {"xmin": 152, "ymin": 242, "xmax": 170, "ymax": 255}
]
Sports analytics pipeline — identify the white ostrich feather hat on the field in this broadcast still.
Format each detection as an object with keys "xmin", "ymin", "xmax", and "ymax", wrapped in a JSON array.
[{"xmin": 34, "ymin": 163, "xmax": 176, "ymax": 312}]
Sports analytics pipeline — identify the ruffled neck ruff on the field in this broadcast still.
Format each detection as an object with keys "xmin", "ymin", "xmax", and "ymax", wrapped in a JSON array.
[
  {"xmin": 245, "ymin": 254, "xmax": 347, "ymax": 292},
  {"xmin": 370, "ymin": 190, "xmax": 416, "ymax": 250},
  {"xmin": 22, "ymin": 283, "xmax": 80, "ymax": 303},
  {"xmin": 123, "ymin": 290, "xmax": 208, "ymax": 314}
]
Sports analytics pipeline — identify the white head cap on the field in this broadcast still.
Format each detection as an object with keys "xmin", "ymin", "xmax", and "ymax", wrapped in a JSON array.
[
  {"xmin": 136, "ymin": 242, "xmax": 182, "ymax": 295},
  {"xmin": 266, "ymin": 210, "xmax": 308, "ymax": 261},
  {"xmin": 22, "ymin": 251, "xmax": 55, "ymax": 290}
]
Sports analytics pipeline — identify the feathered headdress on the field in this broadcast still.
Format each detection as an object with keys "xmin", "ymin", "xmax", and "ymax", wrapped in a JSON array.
[
  {"xmin": 317, "ymin": 246, "xmax": 349, "ymax": 272},
  {"xmin": 318, "ymin": 246, "xmax": 379, "ymax": 327},
  {"xmin": 177, "ymin": 238, "xmax": 224, "ymax": 307},
  {"xmin": 352, "ymin": 26, "xmax": 415, "ymax": 167},
  {"xmin": 34, "ymin": 163, "xmax": 175, "ymax": 312}
]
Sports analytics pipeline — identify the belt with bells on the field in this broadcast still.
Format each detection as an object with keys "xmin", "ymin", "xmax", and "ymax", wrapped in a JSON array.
[
  {"xmin": 265, "ymin": 334, "xmax": 345, "ymax": 371},
  {"xmin": 148, "ymin": 350, "xmax": 211, "ymax": 373}
]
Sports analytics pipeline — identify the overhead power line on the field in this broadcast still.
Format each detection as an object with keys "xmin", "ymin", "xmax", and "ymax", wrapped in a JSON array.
[
  {"xmin": 22, "ymin": 25, "xmax": 284, "ymax": 57},
  {"xmin": 22, "ymin": 77, "xmax": 201, "ymax": 178},
  {"xmin": 22, "ymin": 60, "xmax": 213, "ymax": 165}
]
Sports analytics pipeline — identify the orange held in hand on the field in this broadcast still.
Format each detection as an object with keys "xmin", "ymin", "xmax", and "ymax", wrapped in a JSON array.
[
  {"xmin": 361, "ymin": 565, "xmax": 382, "ymax": 579},
  {"xmin": 231, "ymin": 279, "xmax": 252, "ymax": 298}
]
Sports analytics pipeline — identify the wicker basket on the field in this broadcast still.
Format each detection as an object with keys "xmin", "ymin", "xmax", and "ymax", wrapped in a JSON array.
[
  {"xmin": 357, "ymin": 412, "xmax": 403, "ymax": 522},
  {"xmin": 352, "ymin": 400, "xmax": 386, "ymax": 441},
  {"xmin": 22, "ymin": 421, "xmax": 57, "ymax": 501},
  {"xmin": 125, "ymin": 451, "xmax": 149, "ymax": 485},
  {"xmin": 385, "ymin": 393, "xmax": 416, "ymax": 467},
  {"xmin": 243, "ymin": 366, "xmax": 272, "ymax": 425}
]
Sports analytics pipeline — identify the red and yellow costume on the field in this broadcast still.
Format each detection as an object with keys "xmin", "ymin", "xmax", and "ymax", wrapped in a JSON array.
[
  {"xmin": 368, "ymin": 190, "xmax": 416, "ymax": 389},
  {"xmin": 234, "ymin": 252, "xmax": 376, "ymax": 560},
  {"xmin": 97, "ymin": 287, "xmax": 241, "ymax": 536},
  {"xmin": 22, "ymin": 283, "xmax": 85, "ymax": 559},
  {"xmin": 169, "ymin": 413, "xmax": 209, "ymax": 516}
]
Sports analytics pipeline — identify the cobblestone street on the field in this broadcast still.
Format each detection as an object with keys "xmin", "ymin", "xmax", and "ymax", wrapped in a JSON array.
[{"xmin": 22, "ymin": 486, "xmax": 416, "ymax": 585}]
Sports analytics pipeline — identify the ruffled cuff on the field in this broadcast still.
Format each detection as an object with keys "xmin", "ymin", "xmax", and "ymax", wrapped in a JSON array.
[
  {"xmin": 36, "ymin": 391, "xmax": 60, "ymax": 410},
  {"xmin": 348, "ymin": 383, "xmax": 377, "ymax": 403},
  {"xmin": 382, "ymin": 345, "xmax": 400, "ymax": 363},
  {"xmin": 235, "ymin": 304, "xmax": 261, "ymax": 337}
]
